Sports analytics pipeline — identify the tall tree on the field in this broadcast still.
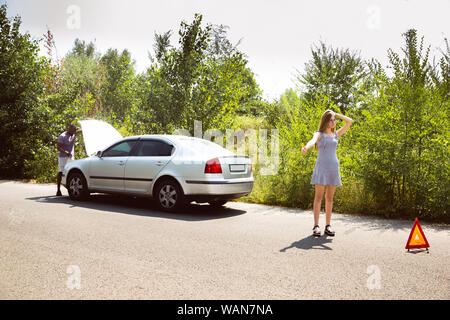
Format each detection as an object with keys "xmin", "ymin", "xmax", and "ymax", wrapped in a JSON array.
[
  {"xmin": 60, "ymin": 40, "xmax": 104, "ymax": 117},
  {"xmin": 72, "ymin": 38, "xmax": 96, "ymax": 57},
  {"xmin": 298, "ymin": 41, "xmax": 368, "ymax": 114},
  {"xmin": 99, "ymin": 48, "xmax": 137, "ymax": 123},
  {"xmin": 135, "ymin": 14, "xmax": 260, "ymax": 135},
  {"xmin": 0, "ymin": 4, "xmax": 46, "ymax": 177}
]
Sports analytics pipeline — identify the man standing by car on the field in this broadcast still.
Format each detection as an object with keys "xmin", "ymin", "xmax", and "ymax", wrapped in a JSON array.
[{"xmin": 56, "ymin": 124, "xmax": 82, "ymax": 196}]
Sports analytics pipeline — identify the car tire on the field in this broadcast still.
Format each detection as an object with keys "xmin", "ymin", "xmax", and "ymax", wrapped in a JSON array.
[
  {"xmin": 208, "ymin": 200, "xmax": 228, "ymax": 207},
  {"xmin": 154, "ymin": 178, "xmax": 185, "ymax": 212},
  {"xmin": 67, "ymin": 172, "xmax": 89, "ymax": 201}
]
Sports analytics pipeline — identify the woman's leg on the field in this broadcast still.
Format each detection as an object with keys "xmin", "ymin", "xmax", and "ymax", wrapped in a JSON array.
[
  {"xmin": 325, "ymin": 185, "xmax": 337, "ymax": 225},
  {"xmin": 313, "ymin": 184, "xmax": 325, "ymax": 226}
]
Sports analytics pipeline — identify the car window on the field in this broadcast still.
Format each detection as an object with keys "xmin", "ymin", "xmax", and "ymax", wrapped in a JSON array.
[
  {"xmin": 134, "ymin": 140, "xmax": 174, "ymax": 157},
  {"xmin": 102, "ymin": 141, "xmax": 137, "ymax": 157}
]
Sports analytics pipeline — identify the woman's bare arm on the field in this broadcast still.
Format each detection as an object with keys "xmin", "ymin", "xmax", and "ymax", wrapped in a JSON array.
[
  {"xmin": 335, "ymin": 113, "xmax": 354, "ymax": 138},
  {"xmin": 302, "ymin": 132, "xmax": 320, "ymax": 154}
]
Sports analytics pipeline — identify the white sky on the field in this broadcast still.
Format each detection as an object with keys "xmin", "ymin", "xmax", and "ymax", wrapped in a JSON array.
[{"xmin": 4, "ymin": 0, "xmax": 450, "ymax": 100}]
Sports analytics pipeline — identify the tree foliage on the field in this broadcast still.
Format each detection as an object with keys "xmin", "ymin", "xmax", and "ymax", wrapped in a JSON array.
[
  {"xmin": 299, "ymin": 41, "xmax": 368, "ymax": 114},
  {"xmin": 0, "ymin": 4, "xmax": 46, "ymax": 177},
  {"xmin": 355, "ymin": 29, "xmax": 449, "ymax": 219},
  {"xmin": 134, "ymin": 14, "xmax": 260, "ymax": 135}
]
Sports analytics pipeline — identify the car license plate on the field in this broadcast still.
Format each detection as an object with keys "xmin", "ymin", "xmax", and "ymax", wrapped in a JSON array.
[{"xmin": 230, "ymin": 164, "xmax": 245, "ymax": 172}]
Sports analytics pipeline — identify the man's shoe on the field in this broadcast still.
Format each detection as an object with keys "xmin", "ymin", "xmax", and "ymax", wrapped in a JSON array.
[{"xmin": 56, "ymin": 190, "xmax": 62, "ymax": 196}]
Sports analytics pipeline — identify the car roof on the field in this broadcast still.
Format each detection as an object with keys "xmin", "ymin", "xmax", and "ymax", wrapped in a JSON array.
[
  {"xmin": 117, "ymin": 134, "xmax": 234, "ymax": 157},
  {"xmin": 123, "ymin": 135, "xmax": 206, "ymax": 144}
]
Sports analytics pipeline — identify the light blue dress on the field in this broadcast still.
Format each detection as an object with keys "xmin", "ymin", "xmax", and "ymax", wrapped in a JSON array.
[{"xmin": 310, "ymin": 131, "xmax": 342, "ymax": 186}]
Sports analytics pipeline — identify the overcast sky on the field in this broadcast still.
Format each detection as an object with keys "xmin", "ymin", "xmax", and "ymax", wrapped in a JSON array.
[{"xmin": 4, "ymin": 0, "xmax": 450, "ymax": 100}]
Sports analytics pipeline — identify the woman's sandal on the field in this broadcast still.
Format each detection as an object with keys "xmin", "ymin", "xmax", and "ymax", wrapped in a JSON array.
[
  {"xmin": 312, "ymin": 225, "xmax": 321, "ymax": 237},
  {"xmin": 324, "ymin": 225, "xmax": 335, "ymax": 236}
]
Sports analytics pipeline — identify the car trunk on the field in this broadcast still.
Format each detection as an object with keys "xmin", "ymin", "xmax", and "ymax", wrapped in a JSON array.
[
  {"xmin": 218, "ymin": 155, "xmax": 252, "ymax": 179},
  {"xmin": 170, "ymin": 136, "xmax": 253, "ymax": 180}
]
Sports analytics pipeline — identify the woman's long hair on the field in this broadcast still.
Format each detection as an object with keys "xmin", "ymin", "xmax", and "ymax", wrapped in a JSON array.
[{"xmin": 314, "ymin": 110, "xmax": 335, "ymax": 152}]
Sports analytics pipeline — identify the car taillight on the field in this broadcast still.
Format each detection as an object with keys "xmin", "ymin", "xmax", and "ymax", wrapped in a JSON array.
[{"xmin": 205, "ymin": 157, "xmax": 222, "ymax": 173}]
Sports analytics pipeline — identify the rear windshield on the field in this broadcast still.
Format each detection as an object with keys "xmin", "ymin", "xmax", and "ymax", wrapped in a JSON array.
[{"xmin": 176, "ymin": 138, "xmax": 233, "ymax": 156}]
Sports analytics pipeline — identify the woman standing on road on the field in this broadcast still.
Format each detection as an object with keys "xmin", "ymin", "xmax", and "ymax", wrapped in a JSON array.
[{"xmin": 301, "ymin": 110, "xmax": 354, "ymax": 237}]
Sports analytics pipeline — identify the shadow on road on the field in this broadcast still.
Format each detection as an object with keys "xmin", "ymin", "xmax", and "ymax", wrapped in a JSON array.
[
  {"xmin": 26, "ymin": 194, "xmax": 246, "ymax": 222},
  {"xmin": 279, "ymin": 235, "xmax": 334, "ymax": 252},
  {"xmin": 406, "ymin": 248, "xmax": 430, "ymax": 254}
]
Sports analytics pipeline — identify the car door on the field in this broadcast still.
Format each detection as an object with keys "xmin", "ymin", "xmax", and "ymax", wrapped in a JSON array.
[
  {"xmin": 124, "ymin": 139, "xmax": 174, "ymax": 194},
  {"xmin": 89, "ymin": 140, "xmax": 138, "ymax": 191}
]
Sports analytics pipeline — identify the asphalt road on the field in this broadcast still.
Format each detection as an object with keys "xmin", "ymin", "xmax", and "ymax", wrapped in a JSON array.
[{"xmin": 0, "ymin": 180, "xmax": 449, "ymax": 299}]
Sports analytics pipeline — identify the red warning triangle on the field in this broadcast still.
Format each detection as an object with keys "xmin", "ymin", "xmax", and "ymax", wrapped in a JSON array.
[{"xmin": 405, "ymin": 218, "xmax": 430, "ymax": 249}]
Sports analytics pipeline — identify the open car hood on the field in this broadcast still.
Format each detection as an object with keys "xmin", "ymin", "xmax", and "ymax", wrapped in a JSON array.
[{"xmin": 78, "ymin": 120, "xmax": 123, "ymax": 156}]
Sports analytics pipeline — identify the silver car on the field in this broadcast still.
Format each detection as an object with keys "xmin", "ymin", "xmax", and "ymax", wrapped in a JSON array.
[{"xmin": 62, "ymin": 121, "xmax": 254, "ymax": 212}]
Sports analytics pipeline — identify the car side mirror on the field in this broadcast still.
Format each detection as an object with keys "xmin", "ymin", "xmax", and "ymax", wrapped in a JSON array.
[{"xmin": 96, "ymin": 150, "xmax": 103, "ymax": 158}]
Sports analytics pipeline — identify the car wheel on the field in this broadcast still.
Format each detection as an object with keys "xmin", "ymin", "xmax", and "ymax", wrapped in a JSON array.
[
  {"xmin": 67, "ymin": 172, "xmax": 89, "ymax": 201},
  {"xmin": 208, "ymin": 200, "xmax": 228, "ymax": 207},
  {"xmin": 154, "ymin": 178, "xmax": 185, "ymax": 212}
]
